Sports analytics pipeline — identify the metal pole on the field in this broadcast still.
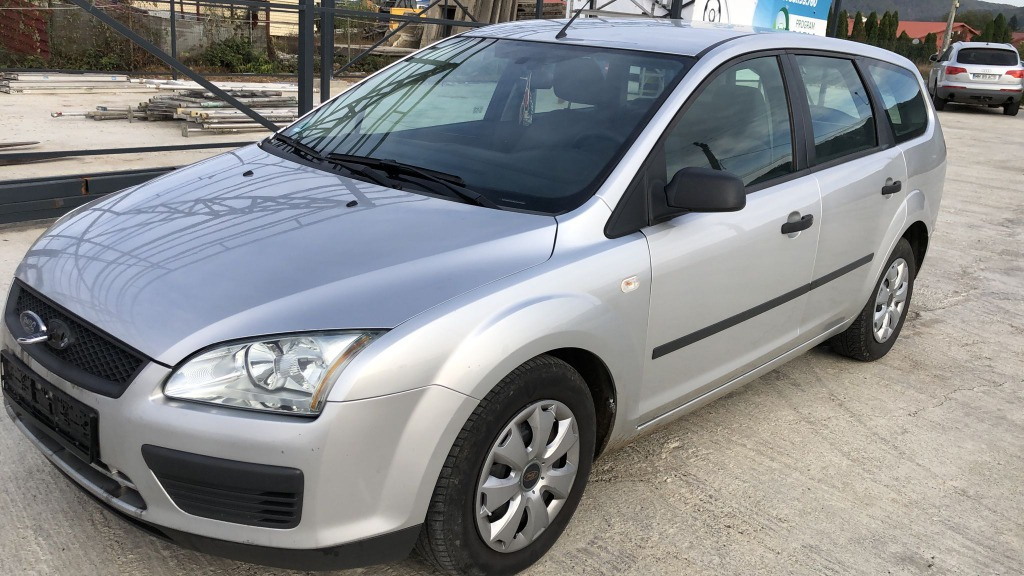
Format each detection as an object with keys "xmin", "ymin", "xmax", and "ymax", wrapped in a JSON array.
[
  {"xmin": 169, "ymin": 0, "xmax": 178, "ymax": 80},
  {"xmin": 320, "ymin": 0, "xmax": 335, "ymax": 102},
  {"xmin": 941, "ymin": 0, "xmax": 958, "ymax": 54},
  {"xmin": 298, "ymin": 0, "xmax": 315, "ymax": 114},
  {"xmin": 535, "ymin": 0, "xmax": 543, "ymax": 19},
  {"xmin": 669, "ymin": 0, "xmax": 682, "ymax": 20}
]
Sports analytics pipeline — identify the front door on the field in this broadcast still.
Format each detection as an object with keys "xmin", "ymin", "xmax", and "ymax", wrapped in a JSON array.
[{"xmin": 638, "ymin": 55, "xmax": 821, "ymax": 425}]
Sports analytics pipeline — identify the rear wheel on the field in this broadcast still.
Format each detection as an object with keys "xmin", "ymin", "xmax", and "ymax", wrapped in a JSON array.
[
  {"xmin": 829, "ymin": 238, "xmax": 916, "ymax": 362},
  {"xmin": 1004, "ymin": 100, "xmax": 1020, "ymax": 116},
  {"xmin": 932, "ymin": 91, "xmax": 947, "ymax": 111},
  {"xmin": 417, "ymin": 355, "xmax": 596, "ymax": 576}
]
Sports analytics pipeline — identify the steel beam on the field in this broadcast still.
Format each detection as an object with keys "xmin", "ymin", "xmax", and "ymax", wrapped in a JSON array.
[
  {"xmin": 0, "ymin": 168, "xmax": 175, "ymax": 225},
  {"xmin": 65, "ymin": 0, "xmax": 280, "ymax": 131},
  {"xmin": 298, "ymin": 0, "xmax": 315, "ymax": 114},
  {"xmin": 320, "ymin": 0, "xmax": 335, "ymax": 101},
  {"xmin": 0, "ymin": 143, "xmax": 255, "ymax": 166}
]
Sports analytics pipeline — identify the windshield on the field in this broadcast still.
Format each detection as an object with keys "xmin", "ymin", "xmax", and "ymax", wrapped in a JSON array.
[
  {"xmin": 956, "ymin": 48, "xmax": 1019, "ymax": 66},
  {"xmin": 279, "ymin": 37, "xmax": 692, "ymax": 213}
]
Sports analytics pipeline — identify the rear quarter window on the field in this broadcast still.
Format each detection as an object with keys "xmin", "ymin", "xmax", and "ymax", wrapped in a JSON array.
[
  {"xmin": 955, "ymin": 48, "xmax": 1019, "ymax": 66},
  {"xmin": 865, "ymin": 61, "xmax": 928, "ymax": 144}
]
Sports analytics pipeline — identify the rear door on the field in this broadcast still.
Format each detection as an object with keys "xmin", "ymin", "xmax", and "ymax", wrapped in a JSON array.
[
  {"xmin": 638, "ymin": 54, "xmax": 821, "ymax": 425},
  {"xmin": 790, "ymin": 54, "xmax": 909, "ymax": 337}
]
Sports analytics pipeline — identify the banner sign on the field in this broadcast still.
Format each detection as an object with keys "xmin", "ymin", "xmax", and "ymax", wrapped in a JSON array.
[{"xmin": 691, "ymin": 0, "xmax": 833, "ymax": 36}]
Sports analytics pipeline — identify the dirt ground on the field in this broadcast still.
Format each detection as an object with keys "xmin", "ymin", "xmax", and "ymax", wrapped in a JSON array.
[{"xmin": 0, "ymin": 102, "xmax": 1021, "ymax": 576}]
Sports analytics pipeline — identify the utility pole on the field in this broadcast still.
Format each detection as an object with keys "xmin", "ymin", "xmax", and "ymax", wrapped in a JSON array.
[{"xmin": 941, "ymin": 0, "xmax": 959, "ymax": 54}]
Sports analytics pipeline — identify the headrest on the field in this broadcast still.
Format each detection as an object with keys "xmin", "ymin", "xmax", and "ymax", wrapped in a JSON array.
[{"xmin": 553, "ymin": 57, "xmax": 608, "ymax": 106}]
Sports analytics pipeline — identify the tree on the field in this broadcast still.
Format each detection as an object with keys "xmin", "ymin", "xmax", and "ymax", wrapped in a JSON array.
[
  {"xmin": 865, "ymin": 11, "xmax": 880, "ymax": 46},
  {"xmin": 993, "ymin": 14, "xmax": 1012, "ymax": 43},
  {"xmin": 895, "ymin": 31, "xmax": 914, "ymax": 60},
  {"xmin": 827, "ymin": 3, "xmax": 837, "ymax": 37},
  {"xmin": 836, "ymin": 10, "xmax": 849, "ymax": 40},
  {"xmin": 891, "ymin": 11, "xmax": 901, "ymax": 51},
  {"xmin": 851, "ymin": 11, "xmax": 865, "ymax": 42},
  {"xmin": 922, "ymin": 32, "xmax": 938, "ymax": 60},
  {"xmin": 1011, "ymin": 14, "xmax": 1019, "ymax": 32}
]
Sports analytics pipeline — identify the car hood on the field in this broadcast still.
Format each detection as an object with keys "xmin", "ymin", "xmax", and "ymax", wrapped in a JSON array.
[{"xmin": 16, "ymin": 145, "xmax": 556, "ymax": 366}]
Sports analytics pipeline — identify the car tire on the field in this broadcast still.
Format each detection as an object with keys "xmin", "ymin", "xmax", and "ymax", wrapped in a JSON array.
[
  {"xmin": 932, "ymin": 91, "xmax": 947, "ymax": 111},
  {"xmin": 829, "ymin": 238, "xmax": 916, "ymax": 362},
  {"xmin": 1004, "ymin": 100, "xmax": 1020, "ymax": 116},
  {"xmin": 416, "ymin": 355, "xmax": 596, "ymax": 576}
]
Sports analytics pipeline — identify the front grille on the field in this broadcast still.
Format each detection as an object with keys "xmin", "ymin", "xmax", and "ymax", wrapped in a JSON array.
[
  {"xmin": 6, "ymin": 281, "xmax": 148, "ymax": 398},
  {"xmin": 142, "ymin": 445, "xmax": 304, "ymax": 529}
]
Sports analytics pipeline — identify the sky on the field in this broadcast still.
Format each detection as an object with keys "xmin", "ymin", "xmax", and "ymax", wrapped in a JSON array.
[{"xmin": 981, "ymin": 0, "xmax": 1024, "ymax": 6}]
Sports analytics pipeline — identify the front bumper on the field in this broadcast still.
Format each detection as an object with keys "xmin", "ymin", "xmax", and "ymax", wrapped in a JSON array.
[
  {"xmin": 2, "ymin": 328, "xmax": 476, "ymax": 569},
  {"xmin": 936, "ymin": 83, "xmax": 1022, "ymax": 104}
]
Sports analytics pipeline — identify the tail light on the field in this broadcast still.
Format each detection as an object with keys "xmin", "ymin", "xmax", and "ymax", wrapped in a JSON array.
[
  {"xmin": 945, "ymin": 66, "xmax": 968, "ymax": 76},
  {"xmin": 1007, "ymin": 70, "xmax": 1024, "ymax": 79}
]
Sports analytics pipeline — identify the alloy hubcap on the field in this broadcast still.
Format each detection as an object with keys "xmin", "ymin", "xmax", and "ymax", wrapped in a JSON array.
[
  {"xmin": 475, "ymin": 400, "xmax": 580, "ymax": 553},
  {"xmin": 873, "ymin": 257, "xmax": 909, "ymax": 343}
]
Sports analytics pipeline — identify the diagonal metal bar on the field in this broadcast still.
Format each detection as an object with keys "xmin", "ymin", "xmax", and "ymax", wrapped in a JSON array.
[
  {"xmin": 332, "ymin": 0, "xmax": 445, "ymax": 78},
  {"xmin": 65, "ymin": 0, "xmax": 280, "ymax": 131}
]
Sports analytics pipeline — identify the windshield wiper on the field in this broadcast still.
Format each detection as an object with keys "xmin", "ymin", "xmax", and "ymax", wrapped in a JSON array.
[
  {"xmin": 270, "ymin": 134, "xmax": 395, "ymax": 188},
  {"xmin": 270, "ymin": 133, "xmax": 325, "ymax": 162},
  {"xmin": 326, "ymin": 154, "xmax": 501, "ymax": 210}
]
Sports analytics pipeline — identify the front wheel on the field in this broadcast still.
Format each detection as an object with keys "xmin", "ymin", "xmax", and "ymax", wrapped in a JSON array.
[
  {"xmin": 829, "ymin": 238, "xmax": 916, "ymax": 361},
  {"xmin": 417, "ymin": 355, "xmax": 596, "ymax": 576}
]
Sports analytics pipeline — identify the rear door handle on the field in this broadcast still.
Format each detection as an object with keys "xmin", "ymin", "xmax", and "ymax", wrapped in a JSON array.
[
  {"xmin": 781, "ymin": 214, "xmax": 813, "ymax": 235},
  {"xmin": 881, "ymin": 180, "xmax": 903, "ymax": 196}
]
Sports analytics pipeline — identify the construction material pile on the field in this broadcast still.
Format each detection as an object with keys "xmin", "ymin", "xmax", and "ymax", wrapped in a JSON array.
[
  {"xmin": 141, "ymin": 89, "xmax": 299, "ymax": 137},
  {"xmin": 1, "ymin": 72, "xmax": 155, "ymax": 94},
  {"xmin": 46, "ymin": 80, "xmax": 305, "ymax": 136}
]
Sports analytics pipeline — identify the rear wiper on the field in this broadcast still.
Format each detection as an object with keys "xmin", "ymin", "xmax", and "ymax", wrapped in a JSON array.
[{"xmin": 327, "ymin": 154, "xmax": 501, "ymax": 210}]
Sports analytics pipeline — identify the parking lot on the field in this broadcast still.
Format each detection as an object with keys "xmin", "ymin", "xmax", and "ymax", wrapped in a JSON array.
[{"xmin": 0, "ymin": 104, "xmax": 1021, "ymax": 576}]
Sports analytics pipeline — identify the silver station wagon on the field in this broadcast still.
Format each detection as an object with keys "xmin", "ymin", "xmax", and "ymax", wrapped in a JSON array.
[{"xmin": 2, "ymin": 18, "xmax": 945, "ymax": 576}]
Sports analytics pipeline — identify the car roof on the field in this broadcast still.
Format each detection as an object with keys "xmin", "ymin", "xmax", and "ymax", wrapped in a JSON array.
[{"xmin": 467, "ymin": 18, "xmax": 913, "ymax": 65}]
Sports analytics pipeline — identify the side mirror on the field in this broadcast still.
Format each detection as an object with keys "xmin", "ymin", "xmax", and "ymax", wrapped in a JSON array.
[
  {"xmin": 929, "ymin": 54, "xmax": 940, "ymax": 62},
  {"xmin": 664, "ymin": 167, "xmax": 746, "ymax": 214}
]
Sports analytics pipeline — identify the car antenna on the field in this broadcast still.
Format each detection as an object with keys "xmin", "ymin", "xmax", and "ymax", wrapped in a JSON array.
[{"xmin": 556, "ymin": 5, "xmax": 587, "ymax": 39}]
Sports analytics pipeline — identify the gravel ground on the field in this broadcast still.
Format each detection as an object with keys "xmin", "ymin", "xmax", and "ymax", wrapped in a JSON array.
[{"xmin": 0, "ymin": 104, "xmax": 1021, "ymax": 576}]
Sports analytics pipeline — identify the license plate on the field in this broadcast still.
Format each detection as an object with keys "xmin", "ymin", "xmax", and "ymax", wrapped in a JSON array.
[
  {"xmin": 1, "ymin": 351, "xmax": 99, "ymax": 463},
  {"xmin": 974, "ymin": 74, "xmax": 1000, "ymax": 80}
]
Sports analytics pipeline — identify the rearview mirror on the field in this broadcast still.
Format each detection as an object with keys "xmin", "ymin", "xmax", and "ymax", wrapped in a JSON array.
[
  {"xmin": 929, "ymin": 53, "xmax": 940, "ymax": 62},
  {"xmin": 664, "ymin": 167, "xmax": 746, "ymax": 214}
]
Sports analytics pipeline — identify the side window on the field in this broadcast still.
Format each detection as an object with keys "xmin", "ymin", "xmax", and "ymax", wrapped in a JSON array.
[
  {"xmin": 795, "ymin": 55, "xmax": 877, "ymax": 165},
  {"xmin": 663, "ymin": 56, "xmax": 794, "ymax": 187},
  {"xmin": 865, "ymin": 61, "xmax": 928, "ymax": 143},
  {"xmin": 939, "ymin": 48, "xmax": 952, "ymax": 62}
]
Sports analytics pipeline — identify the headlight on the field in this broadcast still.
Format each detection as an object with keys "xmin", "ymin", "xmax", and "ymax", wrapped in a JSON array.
[{"xmin": 164, "ymin": 332, "xmax": 381, "ymax": 416}]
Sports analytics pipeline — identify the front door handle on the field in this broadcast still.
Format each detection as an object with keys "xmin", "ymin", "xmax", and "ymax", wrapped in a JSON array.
[
  {"xmin": 881, "ymin": 180, "xmax": 903, "ymax": 196},
  {"xmin": 781, "ymin": 214, "xmax": 813, "ymax": 235}
]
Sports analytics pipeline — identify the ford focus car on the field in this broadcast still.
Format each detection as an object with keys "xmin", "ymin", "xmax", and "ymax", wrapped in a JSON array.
[{"xmin": 2, "ymin": 19, "xmax": 945, "ymax": 576}]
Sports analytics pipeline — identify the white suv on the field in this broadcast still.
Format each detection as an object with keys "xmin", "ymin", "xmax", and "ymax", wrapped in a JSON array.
[{"xmin": 928, "ymin": 41, "xmax": 1024, "ymax": 116}]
